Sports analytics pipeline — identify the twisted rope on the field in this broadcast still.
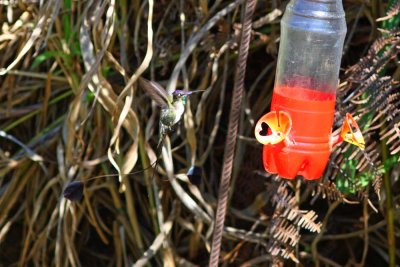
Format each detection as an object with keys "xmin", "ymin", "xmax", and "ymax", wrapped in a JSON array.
[{"xmin": 208, "ymin": 0, "xmax": 256, "ymax": 266}]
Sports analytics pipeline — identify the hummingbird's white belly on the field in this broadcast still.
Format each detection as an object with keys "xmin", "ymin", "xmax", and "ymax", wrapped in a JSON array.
[
  {"xmin": 160, "ymin": 101, "xmax": 185, "ymax": 127},
  {"xmin": 173, "ymin": 102, "xmax": 185, "ymax": 124}
]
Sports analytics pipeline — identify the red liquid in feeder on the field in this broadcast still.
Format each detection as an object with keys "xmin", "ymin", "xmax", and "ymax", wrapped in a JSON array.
[{"xmin": 263, "ymin": 86, "xmax": 336, "ymax": 180}]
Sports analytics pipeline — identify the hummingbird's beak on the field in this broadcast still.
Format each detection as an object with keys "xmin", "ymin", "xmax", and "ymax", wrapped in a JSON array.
[
  {"xmin": 187, "ymin": 90, "xmax": 206, "ymax": 95},
  {"xmin": 173, "ymin": 90, "xmax": 205, "ymax": 96}
]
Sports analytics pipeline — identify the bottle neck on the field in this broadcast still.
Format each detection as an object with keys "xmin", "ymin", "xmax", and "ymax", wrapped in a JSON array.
[{"xmin": 287, "ymin": 0, "xmax": 345, "ymax": 20}]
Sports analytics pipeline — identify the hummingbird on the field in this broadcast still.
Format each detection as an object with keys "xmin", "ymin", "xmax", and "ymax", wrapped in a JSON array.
[
  {"xmin": 138, "ymin": 77, "xmax": 203, "ymax": 138},
  {"xmin": 63, "ymin": 78, "xmax": 204, "ymax": 202},
  {"xmin": 138, "ymin": 77, "xmax": 205, "ymax": 179}
]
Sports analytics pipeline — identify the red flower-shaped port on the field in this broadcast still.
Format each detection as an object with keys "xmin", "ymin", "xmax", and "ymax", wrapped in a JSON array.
[
  {"xmin": 255, "ymin": 111, "xmax": 292, "ymax": 145},
  {"xmin": 339, "ymin": 113, "xmax": 365, "ymax": 150}
]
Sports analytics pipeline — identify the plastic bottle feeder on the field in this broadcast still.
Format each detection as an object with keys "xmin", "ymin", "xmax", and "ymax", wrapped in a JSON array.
[{"xmin": 255, "ymin": 0, "xmax": 365, "ymax": 180}]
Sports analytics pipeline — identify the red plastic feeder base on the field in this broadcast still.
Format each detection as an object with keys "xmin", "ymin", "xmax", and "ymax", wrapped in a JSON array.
[{"xmin": 263, "ymin": 86, "xmax": 336, "ymax": 180}]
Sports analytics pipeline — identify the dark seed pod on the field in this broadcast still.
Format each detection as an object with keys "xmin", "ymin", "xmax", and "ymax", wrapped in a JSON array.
[
  {"xmin": 63, "ymin": 181, "xmax": 84, "ymax": 202},
  {"xmin": 187, "ymin": 166, "xmax": 202, "ymax": 186}
]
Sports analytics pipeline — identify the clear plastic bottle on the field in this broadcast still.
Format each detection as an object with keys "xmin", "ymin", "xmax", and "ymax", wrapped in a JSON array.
[
  {"xmin": 275, "ymin": 0, "xmax": 347, "ymax": 93},
  {"xmin": 262, "ymin": 0, "xmax": 347, "ymax": 179}
]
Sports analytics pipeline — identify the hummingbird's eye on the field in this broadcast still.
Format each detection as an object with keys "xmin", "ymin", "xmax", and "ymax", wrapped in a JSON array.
[{"xmin": 173, "ymin": 90, "xmax": 186, "ymax": 97}]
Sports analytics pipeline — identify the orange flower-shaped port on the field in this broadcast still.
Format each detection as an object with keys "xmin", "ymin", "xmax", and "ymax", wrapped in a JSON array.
[
  {"xmin": 255, "ymin": 111, "xmax": 292, "ymax": 145},
  {"xmin": 340, "ymin": 113, "xmax": 365, "ymax": 150}
]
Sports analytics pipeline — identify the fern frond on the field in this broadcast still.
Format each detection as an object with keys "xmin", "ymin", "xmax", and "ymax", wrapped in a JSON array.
[
  {"xmin": 271, "ymin": 183, "xmax": 296, "ymax": 210},
  {"xmin": 312, "ymin": 179, "xmax": 344, "ymax": 202},
  {"xmin": 372, "ymin": 173, "xmax": 383, "ymax": 198},
  {"xmin": 295, "ymin": 210, "xmax": 322, "ymax": 232},
  {"xmin": 376, "ymin": 3, "xmax": 400, "ymax": 22},
  {"xmin": 268, "ymin": 242, "xmax": 299, "ymax": 263},
  {"xmin": 271, "ymin": 220, "xmax": 300, "ymax": 247}
]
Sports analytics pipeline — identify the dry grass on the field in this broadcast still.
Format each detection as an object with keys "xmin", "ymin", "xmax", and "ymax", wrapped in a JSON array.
[{"xmin": 0, "ymin": 0, "xmax": 399, "ymax": 266}]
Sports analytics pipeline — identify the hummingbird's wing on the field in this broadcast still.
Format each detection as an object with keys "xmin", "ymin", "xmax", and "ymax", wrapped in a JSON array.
[{"xmin": 139, "ymin": 77, "xmax": 170, "ymax": 107}]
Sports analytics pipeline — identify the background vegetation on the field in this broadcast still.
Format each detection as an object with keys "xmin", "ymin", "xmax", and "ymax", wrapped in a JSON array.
[{"xmin": 0, "ymin": 0, "xmax": 399, "ymax": 266}]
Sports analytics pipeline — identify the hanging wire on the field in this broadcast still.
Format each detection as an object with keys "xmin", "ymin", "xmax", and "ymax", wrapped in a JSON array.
[{"xmin": 208, "ymin": 0, "xmax": 257, "ymax": 266}]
